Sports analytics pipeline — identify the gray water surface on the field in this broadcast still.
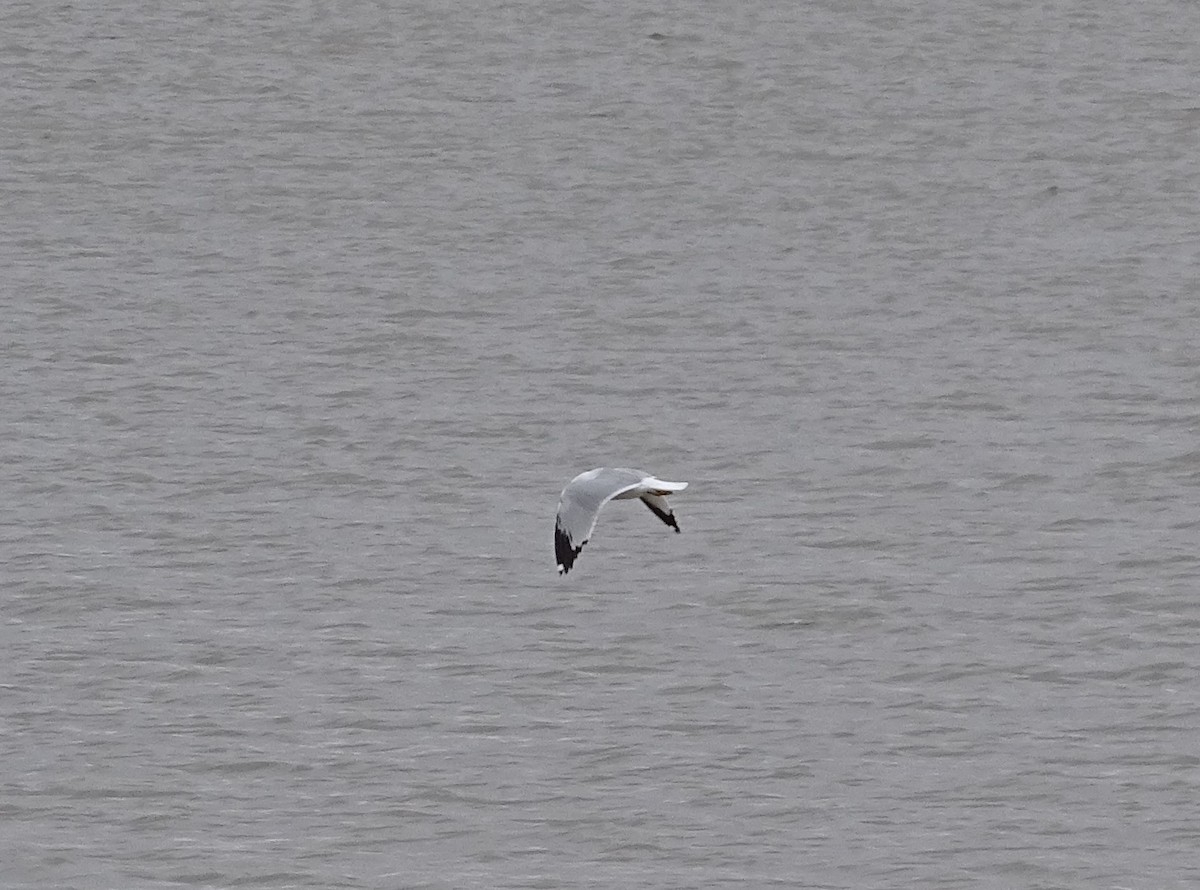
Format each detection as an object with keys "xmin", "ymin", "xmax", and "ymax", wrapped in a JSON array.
[{"xmin": 3, "ymin": 1, "xmax": 1199, "ymax": 888}]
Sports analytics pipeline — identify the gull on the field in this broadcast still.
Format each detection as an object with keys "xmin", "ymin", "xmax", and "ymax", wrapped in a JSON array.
[{"xmin": 554, "ymin": 467, "xmax": 688, "ymax": 575}]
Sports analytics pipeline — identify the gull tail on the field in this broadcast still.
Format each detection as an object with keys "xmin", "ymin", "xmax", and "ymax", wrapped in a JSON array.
[{"xmin": 644, "ymin": 478, "xmax": 687, "ymax": 494}]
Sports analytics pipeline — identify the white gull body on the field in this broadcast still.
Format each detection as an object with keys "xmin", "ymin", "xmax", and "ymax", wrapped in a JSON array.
[{"xmin": 554, "ymin": 467, "xmax": 688, "ymax": 575}]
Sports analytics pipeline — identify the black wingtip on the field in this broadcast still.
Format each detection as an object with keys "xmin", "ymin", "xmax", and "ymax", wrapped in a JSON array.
[
  {"xmin": 555, "ymin": 525, "xmax": 584, "ymax": 575},
  {"xmin": 641, "ymin": 496, "xmax": 681, "ymax": 533}
]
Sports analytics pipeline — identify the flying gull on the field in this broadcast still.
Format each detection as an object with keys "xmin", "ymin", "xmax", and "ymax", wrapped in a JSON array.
[{"xmin": 554, "ymin": 467, "xmax": 688, "ymax": 575}]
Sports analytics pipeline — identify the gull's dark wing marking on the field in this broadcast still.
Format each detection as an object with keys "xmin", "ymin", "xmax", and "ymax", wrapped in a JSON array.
[{"xmin": 640, "ymin": 494, "xmax": 680, "ymax": 532}]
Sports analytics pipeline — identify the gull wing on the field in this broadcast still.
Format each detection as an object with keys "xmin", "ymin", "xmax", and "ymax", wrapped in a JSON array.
[{"xmin": 554, "ymin": 468, "xmax": 646, "ymax": 575}]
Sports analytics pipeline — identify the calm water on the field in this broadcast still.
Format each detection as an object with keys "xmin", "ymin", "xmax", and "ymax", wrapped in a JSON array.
[{"xmin": 3, "ymin": 1, "xmax": 1199, "ymax": 887}]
